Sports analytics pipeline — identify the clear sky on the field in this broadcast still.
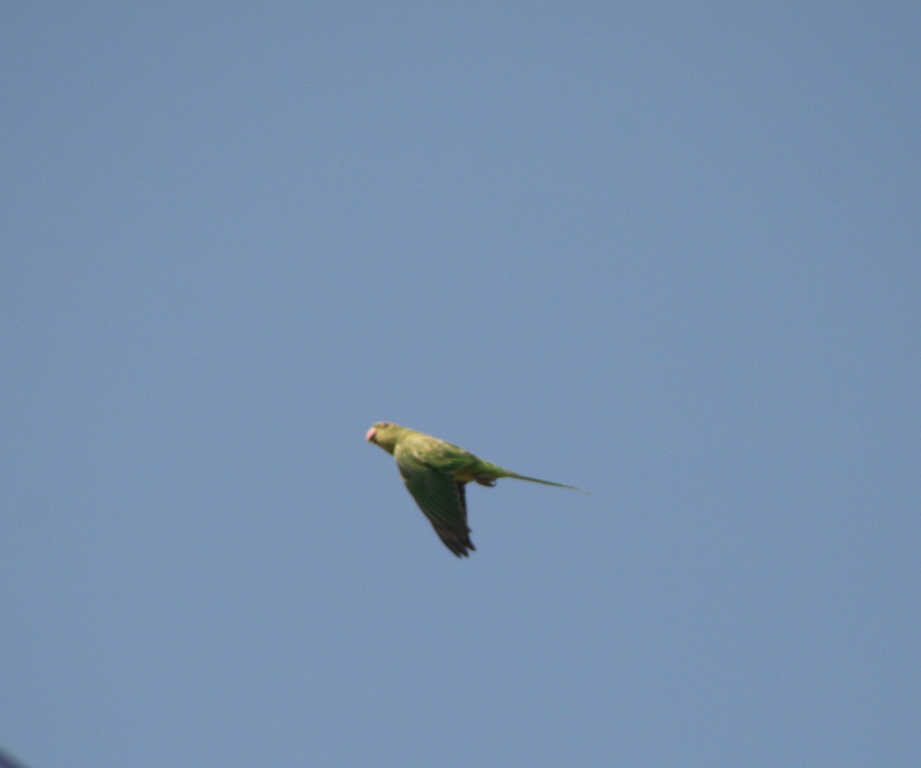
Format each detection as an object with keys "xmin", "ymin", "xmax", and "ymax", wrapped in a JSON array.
[{"xmin": 2, "ymin": 4, "xmax": 919, "ymax": 767}]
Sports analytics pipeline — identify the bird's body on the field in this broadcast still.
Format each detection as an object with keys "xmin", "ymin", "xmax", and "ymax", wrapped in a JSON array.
[{"xmin": 365, "ymin": 422, "xmax": 585, "ymax": 557}]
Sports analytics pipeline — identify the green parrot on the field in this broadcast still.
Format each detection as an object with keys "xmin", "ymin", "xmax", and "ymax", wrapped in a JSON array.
[{"xmin": 365, "ymin": 422, "xmax": 586, "ymax": 557}]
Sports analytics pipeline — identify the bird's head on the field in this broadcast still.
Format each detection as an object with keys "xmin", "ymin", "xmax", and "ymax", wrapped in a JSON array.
[{"xmin": 365, "ymin": 422, "xmax": 406, "ymax": 454}]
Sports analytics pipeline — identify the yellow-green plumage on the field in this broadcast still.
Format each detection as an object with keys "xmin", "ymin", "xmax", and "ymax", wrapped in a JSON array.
[{"xmin": 365, "ymin": 422, "xmax": 586, "ymax": 557}]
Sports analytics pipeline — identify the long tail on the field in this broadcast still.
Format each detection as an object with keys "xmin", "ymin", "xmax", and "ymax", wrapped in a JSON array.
[{"xmin": 500, "ymin": 469, "xmax": 592, "ymax": 495}]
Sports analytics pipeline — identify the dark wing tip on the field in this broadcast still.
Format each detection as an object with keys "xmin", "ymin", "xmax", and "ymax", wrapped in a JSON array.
[{"xmin": 443, "ymin": 533, "xmax": 476, "ymax": 557}]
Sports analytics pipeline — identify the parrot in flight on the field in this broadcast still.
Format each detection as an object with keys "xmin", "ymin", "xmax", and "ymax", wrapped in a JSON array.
[{"xmin": 365, "ymin": 422, "xmax": 586, "ymax": 557}]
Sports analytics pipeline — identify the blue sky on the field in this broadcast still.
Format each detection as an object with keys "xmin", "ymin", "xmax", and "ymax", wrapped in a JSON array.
[{"xmin": 2, "ymin": 4, "xmax": 919, "ymax": 767}]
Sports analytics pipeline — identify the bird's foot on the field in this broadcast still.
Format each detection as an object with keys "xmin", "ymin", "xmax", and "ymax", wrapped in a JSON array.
[{"xmin": 474, "ymin": 475, "xmax": 497, "ymax": 487}]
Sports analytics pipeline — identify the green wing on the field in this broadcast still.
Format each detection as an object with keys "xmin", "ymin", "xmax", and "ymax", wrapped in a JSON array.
[{"xmin": 395, "ymin": 450, "xmax": 475, "ymax": 557}]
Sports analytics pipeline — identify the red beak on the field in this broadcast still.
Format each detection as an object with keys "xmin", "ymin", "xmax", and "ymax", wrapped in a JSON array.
[{"xmin": 365, "ymin": 427, "xmax": 377, "ymax": 442}]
